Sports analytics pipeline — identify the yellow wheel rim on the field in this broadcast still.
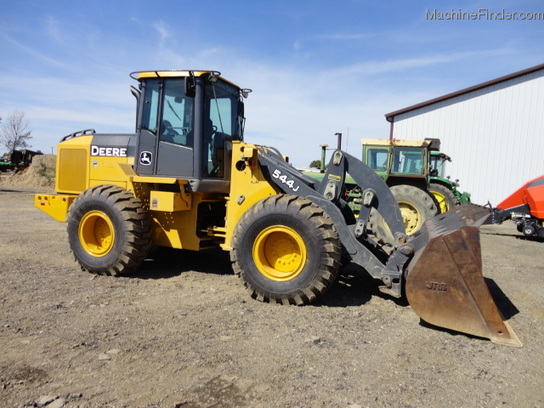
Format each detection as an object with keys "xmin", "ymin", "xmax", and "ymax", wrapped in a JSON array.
[
  {"xmin": 78, "ymin": 210, "xmax": 115, "ymax": 257},
  {"xmin": 398, "ymin": 201, "xmax": 421, "ymax": 235},
  {"xmin": 431, "ymin": 191, "xmax": 449, "ymax": 213},
  {"xmin": 253, "ymin": 226, "xmax": 307, "ymax": 281}
]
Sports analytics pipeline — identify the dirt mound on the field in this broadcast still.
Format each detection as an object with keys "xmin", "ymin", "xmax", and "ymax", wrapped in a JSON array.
[{"xmin": 0, "ymin": 154, "xmax": 56, "ymax": 189}]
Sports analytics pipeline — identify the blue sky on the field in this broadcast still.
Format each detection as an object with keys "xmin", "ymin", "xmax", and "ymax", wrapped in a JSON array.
[{"xmin": 1, "ymin": 0, "xmax": 543, "ymax": 166}]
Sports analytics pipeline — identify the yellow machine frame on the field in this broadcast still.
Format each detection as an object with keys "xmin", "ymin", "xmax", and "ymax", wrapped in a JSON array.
[{"xmin": 36, "ymin": 139, "xmax": 276, "ymax": 251}]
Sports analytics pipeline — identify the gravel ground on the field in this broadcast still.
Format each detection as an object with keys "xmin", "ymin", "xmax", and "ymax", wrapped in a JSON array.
[{"xmin": 0, "ymin": 185, "xmax": 543, "ymax": 408}]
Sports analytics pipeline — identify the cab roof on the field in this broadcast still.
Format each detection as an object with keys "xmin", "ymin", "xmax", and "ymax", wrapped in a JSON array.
[{"xmin": 129, "ymin": 70, "xmax": 241, "ymax": 89}]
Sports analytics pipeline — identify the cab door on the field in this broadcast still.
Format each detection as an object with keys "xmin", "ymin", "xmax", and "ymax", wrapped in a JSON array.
[
  {"xmin": 135, "ymin": 78, "xmax": 195, "ymax": 178},
  {"xmin": 156, "ymin": 79, "xmax": 194, "ymax": 176}
]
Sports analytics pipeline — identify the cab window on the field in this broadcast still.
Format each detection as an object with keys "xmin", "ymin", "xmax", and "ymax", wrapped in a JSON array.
[
  {"xmin": 366, "ymin": 148, "xmax": 389, "ymax": 171},
  {"xmin": 140, "ymin": 78, "xmax": 195, "ymax": 148},
  {"xmin": 141, "ymin": 79, "xmax": 160, "ymax": 133},
  {"xmin": 392, "ymin": 147, "xmax": 424, "ymax": 174},
  {"xmin": 160, "ymin": 79, "xmax": 194, "ymax": 147},
  {"xmin": 203, "ymin": 79, "xmax": 242, "ymax": 177}
]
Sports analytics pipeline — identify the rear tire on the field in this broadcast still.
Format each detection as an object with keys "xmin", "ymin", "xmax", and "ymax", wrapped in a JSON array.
[
  {"xmin": 67, "ymin": 185, "xmax": 152, "ymax": 276},
  {"xmin": 429, "ymin": 182, "xmax": 457, "ymax": 213},
  {"xmin": 368, "ymin": 184, "xmax": 437, "ymax": 244},
  {"xmin": 230, "ymin": 195, "xmax": 341, "ymax": 305}
]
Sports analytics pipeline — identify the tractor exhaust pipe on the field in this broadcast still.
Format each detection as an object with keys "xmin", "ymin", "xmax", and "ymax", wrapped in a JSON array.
[{"xmin": 335, "ymin": 132, "xmax": 342, "ymax": 150}]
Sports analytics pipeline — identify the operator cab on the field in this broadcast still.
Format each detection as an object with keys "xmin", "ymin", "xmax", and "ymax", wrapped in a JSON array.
[{"xmin": 131, "ymin": 70, "xmax": 248, "ymax": 192}]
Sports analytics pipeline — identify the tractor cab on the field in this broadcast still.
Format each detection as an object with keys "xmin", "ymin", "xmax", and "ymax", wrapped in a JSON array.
[
  {"xmin": 429, "ymin": 152, "xmax": 452, "ymax": 178},
  {"xmin": 362, "ymin": 138, "xmax": 435, "ymax": 189},
  {"xmin": 131, "ymin": 70, "xmax": 249, "ymax": 192}
]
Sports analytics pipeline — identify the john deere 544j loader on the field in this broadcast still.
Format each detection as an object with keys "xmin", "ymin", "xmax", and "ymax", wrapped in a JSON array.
[{"xmin": 35, "ymin": 70, "xmax": 521, "ymax": 347}]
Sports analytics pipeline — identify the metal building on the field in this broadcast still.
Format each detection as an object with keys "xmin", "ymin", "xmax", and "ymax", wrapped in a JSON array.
[{"xmin": 385, "ymin": 64, "xmax": 544, "ymax": 206}]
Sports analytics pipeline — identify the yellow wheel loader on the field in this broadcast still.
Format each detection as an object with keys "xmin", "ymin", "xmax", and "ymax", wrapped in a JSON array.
[{"xmin": 35, "ymin": 70, "xmax": 521, "ymax": 346}]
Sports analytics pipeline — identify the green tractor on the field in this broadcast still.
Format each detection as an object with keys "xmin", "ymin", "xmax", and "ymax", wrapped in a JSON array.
[
  {"xmin": 361, "ymin": 137, "xmax": 471, "ymax": 240},
  {"xmin": 303, "ymin": 136, "xmax": 470, "ymax": 242},
  {"xmin": 361, "ymin": 138, "xmax": 438, "ymax": 239}
]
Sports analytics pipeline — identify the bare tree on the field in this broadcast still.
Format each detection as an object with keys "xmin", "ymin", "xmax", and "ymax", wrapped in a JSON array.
[{"xmin": 0, "ymin": 111, "xmax": 33, "ymax": 152}]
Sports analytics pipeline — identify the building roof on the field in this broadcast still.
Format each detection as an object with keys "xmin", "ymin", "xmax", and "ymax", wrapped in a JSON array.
[{"xmin": 385, "ymin": 63, "xmax": 544, "ymax": 122}]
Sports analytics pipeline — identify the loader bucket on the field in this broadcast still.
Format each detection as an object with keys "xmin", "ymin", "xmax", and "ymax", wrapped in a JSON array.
[{"xmin": 405, "ymin": 204, "xmax": 522, "ymax": 347}]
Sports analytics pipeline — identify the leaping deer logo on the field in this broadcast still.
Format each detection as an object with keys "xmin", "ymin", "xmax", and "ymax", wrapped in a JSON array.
[{"xmin": 140, "ymin": 151, "xmax": 152, "ymax": 165}]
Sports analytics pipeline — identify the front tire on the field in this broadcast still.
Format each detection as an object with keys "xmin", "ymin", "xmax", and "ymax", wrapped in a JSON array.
[
  {"xmin": 230, "ymin": 195, "xmax": 341, "ymax": 305},
  {"xmin": 67, "ymin": 185, "xmax": 152, "ymax": 276}
]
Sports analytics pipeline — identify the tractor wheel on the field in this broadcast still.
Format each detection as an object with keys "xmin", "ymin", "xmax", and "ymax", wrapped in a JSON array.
[
  {"xmin": 67, "ymin": 185, "xmax": 152, "ymax": 276},
  {"xmin": 368, "ymin": 184, "xmax": 437, "ymax": 245},
  {"xmin": 429, "ymin": 182, "xmax": 457, "ymax": 213},
  {"xmin": 230, "ymin": 195, "xmax": 342, "ymax": 305}
]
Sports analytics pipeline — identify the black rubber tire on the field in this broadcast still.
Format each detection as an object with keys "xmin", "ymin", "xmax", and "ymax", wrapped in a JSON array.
[
  {"xmin": 523, "ymin": 224, "xmax": 536, "ymax": 237},
  {"xmin": 67, "ymin": 185, "xmax": 152, "ymax": 276},
  {"xmin": 429, "ymin": 182, "xmax": 457, "ymax": 213},
  {"xmin": 368, "ymin": 184, "xmax": 437, "ymax": 245},
  {"xmin": 230, "ymin": 195, "xmax": 342, "ymax": 305}
]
